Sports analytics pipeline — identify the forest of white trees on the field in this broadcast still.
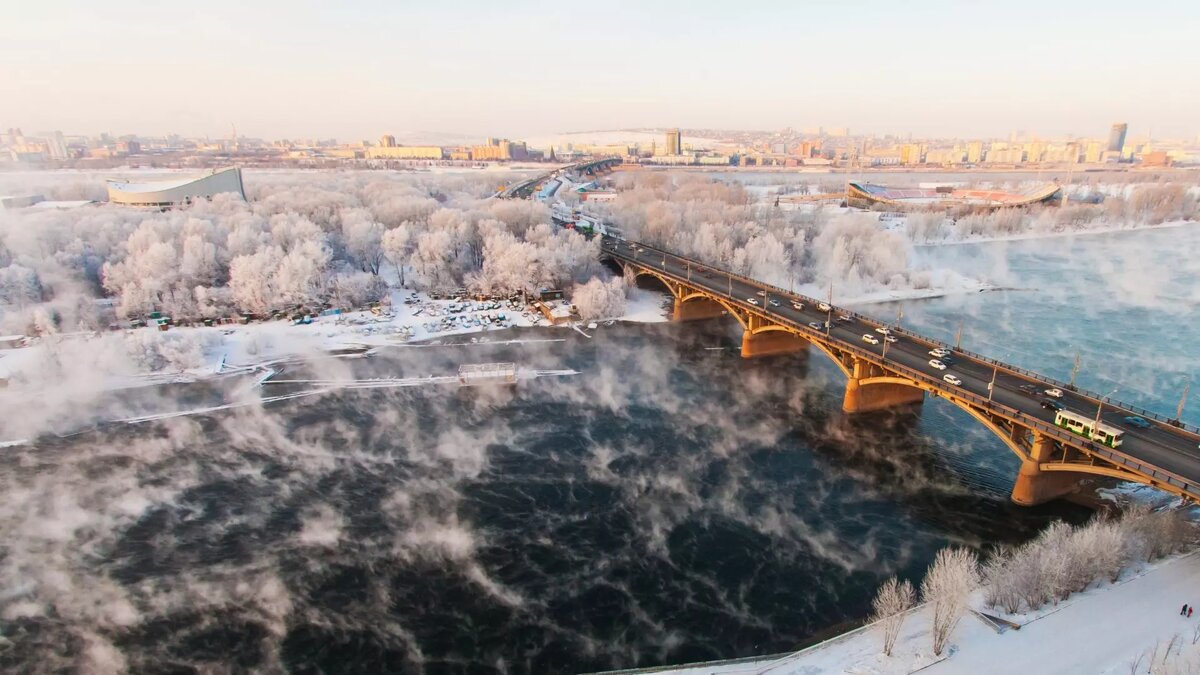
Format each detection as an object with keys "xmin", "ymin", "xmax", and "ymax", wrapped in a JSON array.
[
  {"xmin": 2, "ymin": 170, "xmax": 1195, "ymax": 336},
  {"xmin": 0, "ymin": 171, "xmax": 609, "ymax": 334},
  {"xmin": 591, "ymin": 172, "xmax": 922, "ymax": 297}
]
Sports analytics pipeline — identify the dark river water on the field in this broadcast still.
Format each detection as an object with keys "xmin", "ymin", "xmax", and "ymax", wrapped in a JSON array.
[{"xmin": 5, "ymin": 226, "xmax": 1197, "ymax": 674}]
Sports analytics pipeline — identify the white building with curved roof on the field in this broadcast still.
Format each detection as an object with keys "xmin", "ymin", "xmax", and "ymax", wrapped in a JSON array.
[{"xmin": 106, "ymin": 167, "xmax": 246, "ymax": 208}]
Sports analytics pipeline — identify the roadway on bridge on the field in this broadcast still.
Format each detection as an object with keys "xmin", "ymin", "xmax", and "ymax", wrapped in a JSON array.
[{"xmin": 602, "ymin": 236, "xmax": 1200, "ymax": 490}]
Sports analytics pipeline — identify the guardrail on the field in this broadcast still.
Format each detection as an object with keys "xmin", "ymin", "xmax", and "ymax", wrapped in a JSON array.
[
  {"xmin": 604, "ymin": 237, "xmax": 1200, "ymax": 439},
  {"xmin": 608, "ymin": 242, "xmax": 1200, "ymax": 499}
]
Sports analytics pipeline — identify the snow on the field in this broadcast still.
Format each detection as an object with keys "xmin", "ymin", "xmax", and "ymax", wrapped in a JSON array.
[
  {"xmin": 633, "ymin": 551, "xmax": 1200, "ymax": 675},
  {"xmin": 617, "ymin": 288, "xmax": 671, "ymax": 323}
]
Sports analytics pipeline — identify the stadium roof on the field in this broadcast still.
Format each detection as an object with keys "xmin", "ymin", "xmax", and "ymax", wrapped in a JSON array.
[
  {"xmin": 106, "ymin": 167, "xmax": 246, "ymax": 207},
  {"xmin": 847, "ymin": 181, "xmax": 1060, "ymax": 209}
]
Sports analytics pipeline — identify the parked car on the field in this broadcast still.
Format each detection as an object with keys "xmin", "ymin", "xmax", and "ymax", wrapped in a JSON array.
[
  {"xmin": 943, "ymin": 374, "xmax": 962, "ymax": 386},
  {"xmin": 862, "ymin": 334, "xmax": 880, "ymax": 345}
]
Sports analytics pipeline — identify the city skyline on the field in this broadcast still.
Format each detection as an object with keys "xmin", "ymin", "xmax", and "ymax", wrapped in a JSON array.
[{"xmin": 4, "ymin": 0, "xmax": 1200, "ymax": 140}]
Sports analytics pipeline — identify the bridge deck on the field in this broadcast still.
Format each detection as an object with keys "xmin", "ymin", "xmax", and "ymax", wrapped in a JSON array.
[{"xmin": 602, "ymin": 236, "xmax": 1200, "ymax": 499}]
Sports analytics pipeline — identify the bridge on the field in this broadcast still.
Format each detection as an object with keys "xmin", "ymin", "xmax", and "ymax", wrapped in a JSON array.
[
  {"xmin": 494, "ymin": 157, "xmax": 623, "ymax": 199},
  {"xmin": 601, "ymin": 236, "xmax": 1200, "ymax": 506}
]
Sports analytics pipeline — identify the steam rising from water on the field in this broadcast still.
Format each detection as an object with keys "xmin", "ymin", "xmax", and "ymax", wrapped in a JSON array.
[{"xmin": 0, "ymin": 323, "xmax": 1083, "ymax": 673}]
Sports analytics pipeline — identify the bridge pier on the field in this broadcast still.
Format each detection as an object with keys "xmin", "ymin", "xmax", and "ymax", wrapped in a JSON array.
[
  {"xmin": 740, "ymin": 330, "xmax": 808, "ymax": 358},
  {"xmin": 841, "ymin": 358, "xmax": 925, "ymax": 413},
  {"xmin": 1011, "ymin": 434, "xmax": 1084, "ymax": 506},
  {"xmin": 672, "ymin": 297, "xmax": 726, "ymax": 322}
]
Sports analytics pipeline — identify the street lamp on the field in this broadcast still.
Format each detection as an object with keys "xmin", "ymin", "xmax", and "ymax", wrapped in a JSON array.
[
  {"xmin": 1094, "ymin": 387, "xmax": 1119, "ymax": 439},
  {"xmin": 987, "ymin": 366, "xmax": 998, "ymax": 402}
]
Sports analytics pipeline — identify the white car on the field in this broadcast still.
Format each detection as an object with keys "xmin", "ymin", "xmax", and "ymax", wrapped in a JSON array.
[
  {"xmin": 747, "ymin": 298, "xmax": 759, "ymax": 306},
  {"xmin": 791, "ymin": 301, "xmax": 804, "ymax": 310},
  {"xmin": 884, "ymin": 335, "xmax": 898, "ymax": 343},
  {"xmin": 1044, "ymin": 388, "xmax": 1064, "ymax": 398},
  {"xmin": 818, "ymin": 302, "xmax": 832, "ymax": 312},
  {"xmin": 756, "ymin": 290, "xmax": 768, "ymax": 297},
  {"xmin": 810, "ymin": 321, "xmax": 824, "ymax": 329},
  {"xmin": 769, "ymin": 299, "xmax": 780, "ymax": 307},
  {"xmin": 876, "ymin": 326, "xmax": 891, "ymax": 335},
  {"xmin": 943, "ymin": 374, "xmax": 962, "ymax": 386},
  {"xmin": 929, "ymin": 348, "xmax": 950, "ymax": 358},
  {"xmin": 837, "ymin": 314, "xmax": 852, "ymax": 322},
  {"xmin": 862, "ymin": 334, "xmax": 880, "ymax": 345},
  {"xmin": 929, "ymin": 359, "xmax": 947, "ymax": 370}
]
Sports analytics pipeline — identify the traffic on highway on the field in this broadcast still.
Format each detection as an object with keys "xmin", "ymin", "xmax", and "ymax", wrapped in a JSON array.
[{"xmin": 600, "ymin": 234, "xmax": 1200, "ymax": 496}]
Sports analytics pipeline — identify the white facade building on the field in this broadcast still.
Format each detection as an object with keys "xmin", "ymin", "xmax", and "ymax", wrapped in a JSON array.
[{"xmin": 106, "ymin": 167, "xmax": 246, "ymax": 207}]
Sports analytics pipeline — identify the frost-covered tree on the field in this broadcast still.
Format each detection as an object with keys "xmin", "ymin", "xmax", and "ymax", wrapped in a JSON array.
[
  {"xmin": 871, "ymin": 576, "xmax": 915, "ymax": 657},
  {"xmin": 921, "ymin": 547, "xmax": 979, "ymax": 656},
  {"xmin": 571, "ymin": 277, "xmax": 627, "ymax": 321}
]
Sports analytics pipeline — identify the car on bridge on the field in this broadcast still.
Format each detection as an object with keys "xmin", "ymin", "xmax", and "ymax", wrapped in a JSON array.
[
  {"xmin": 1044, "ymin": 388, "xmax": 1064, "ymax": 398},
  {"xmin": 876, "ymin": 326, "xmax": 891, "ymax": 335},
  {"xmin": 756, "ymin": 290, "xmax": 767, "ymax": 297},
  {"xmin": 747, "ymin": 298, "xmax": 760, "ymax": 306},
  {"xmin": 810, "ymin": 321, "xmax": 824, "ymax": 329},
  {"xmin": 791, "ymin": 301, "xmax": 804, "ymax": 310},
  {"xmin": 929, "ymin": 348, "xmax": 950, "ymax": 358},
  {"xmin": 862, "ymin": 334, "xmax": 880, "ymax": 345},
  {"xmin": 885, "ymin": 335, "xmax": 898, "ymax": 343},
  {"xmin": 928, "ymin": 359, "xmax": 947, "ymax": 370},
  {"xmin": 837, "ymin": 314, "xmax": 852, "ymax": 323},
  {"xmin": 943, "ymin": 374, "xmax": 962, "ymax": 386},
  {"xmin": 1123, "ymin": 416, "xmax": 1152, "ymax": 429},
  {"xmin": 818, "ymin": 302, "xmax": 832, "ymax": 312},
  {"xmin": 769, "ymin": 299, "xmax": 780, "ymax": 307},
  {"xmin": 1041, "ymin": 399, "xmax": 1064, "ymax": 411}
]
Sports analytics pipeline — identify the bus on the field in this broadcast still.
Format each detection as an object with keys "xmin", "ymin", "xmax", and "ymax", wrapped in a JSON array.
[{"xmin": 1054, "ymin": 409, "xmax": 1125, "ymax": 449}]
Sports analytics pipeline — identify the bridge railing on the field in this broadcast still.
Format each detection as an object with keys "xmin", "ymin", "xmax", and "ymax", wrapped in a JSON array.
[{"xmin": 605, "ymin": 238, "xmax": 1200, "ymax": 439}]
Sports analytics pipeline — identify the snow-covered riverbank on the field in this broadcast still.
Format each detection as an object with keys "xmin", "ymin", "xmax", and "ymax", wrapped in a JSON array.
[{"xmin": 621, "ymin": 550, "xmax": 1200, "ymax": 675}]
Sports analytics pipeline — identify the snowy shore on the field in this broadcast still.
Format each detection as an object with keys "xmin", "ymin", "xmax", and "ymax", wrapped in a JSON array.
[{"xmin": 626, "ymin": 550, "xmax": 1200, "ymax": 675}]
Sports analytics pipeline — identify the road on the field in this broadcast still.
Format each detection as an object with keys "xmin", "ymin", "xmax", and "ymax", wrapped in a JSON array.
[{"xmin": 601, "ymin": 235, "xmax": 1200, "ymax": 494}]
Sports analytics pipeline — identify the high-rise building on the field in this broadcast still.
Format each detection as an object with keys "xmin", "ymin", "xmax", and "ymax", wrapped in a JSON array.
[
  {"xmin": 1107, "ymin": 123, "xmax": 1128, "ymax": 153},
  {"xmin": 966, "ymin": 141, "xmax": 984, "ymax": 164},
  {"xmin": 1085, "ymin": 141, "xmax": 1103, "ymax": 163},
  {"xmin": 380, "ymin": 134, "xmax": 397, "ymax": 148},
  {"xmin": 665, "ymin": 128, "xmax": 682, "ymax": 156},
  {"xmin": 47, "ymin": 131, "xmax": 69, "ymax": 160}
]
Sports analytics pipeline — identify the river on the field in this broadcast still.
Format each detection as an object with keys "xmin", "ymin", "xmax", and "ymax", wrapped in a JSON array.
[{"xmin": 1, "ymin": 226, "xmax": 1195, "ymax": 674}]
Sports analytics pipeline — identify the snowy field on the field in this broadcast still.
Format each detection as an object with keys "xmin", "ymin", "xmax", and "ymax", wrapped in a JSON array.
[{"xmin": 632, "ymin": 551, "xmax": 1200, "ymax": 675}]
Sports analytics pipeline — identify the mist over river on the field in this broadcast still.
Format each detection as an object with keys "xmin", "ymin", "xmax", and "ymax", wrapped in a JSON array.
[{"xmin": 2, "ymin": 226, "xmax": 1197, "ymax": 674}]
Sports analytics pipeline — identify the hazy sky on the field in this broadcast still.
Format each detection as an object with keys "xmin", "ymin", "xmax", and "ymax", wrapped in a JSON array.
[{"xmin": 4, "ymin": 0, "xmax": 1198, "ymax": 141}]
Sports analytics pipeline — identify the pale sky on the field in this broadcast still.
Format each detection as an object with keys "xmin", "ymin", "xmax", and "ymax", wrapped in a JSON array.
[{"xmin": 3, "ymin": 0, "xmax": 1198, "ymax": 141}]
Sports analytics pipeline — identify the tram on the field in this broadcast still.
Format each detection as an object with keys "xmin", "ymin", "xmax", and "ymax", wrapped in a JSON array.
[{"xmin": 1054, "ymin": 409, "xmax": 1125, "ymax": 448}]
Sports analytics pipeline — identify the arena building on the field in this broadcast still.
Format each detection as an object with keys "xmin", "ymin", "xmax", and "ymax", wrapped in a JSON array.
[
  {"xmin": 106, "ymin": 167, "xmax": 246, "ymax": 208},
  {"xmin": 846, "ymin": 181, "xmax": 1061, "ymax": 210}
]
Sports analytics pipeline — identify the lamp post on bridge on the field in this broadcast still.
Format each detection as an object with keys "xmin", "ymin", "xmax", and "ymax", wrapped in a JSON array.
[
  {"xmin": 988, "ymin": 366, "xmax": 998, "ymax": 402},
  {"xmin": 1094, "ymin": 387, "xmax": 1119, "ymax": 440}
]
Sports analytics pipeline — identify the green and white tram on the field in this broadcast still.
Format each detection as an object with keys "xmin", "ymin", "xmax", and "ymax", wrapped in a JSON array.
[{"xmin": 1054, "ymin": 409, "xmax": 1125, "ymax": 448}]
